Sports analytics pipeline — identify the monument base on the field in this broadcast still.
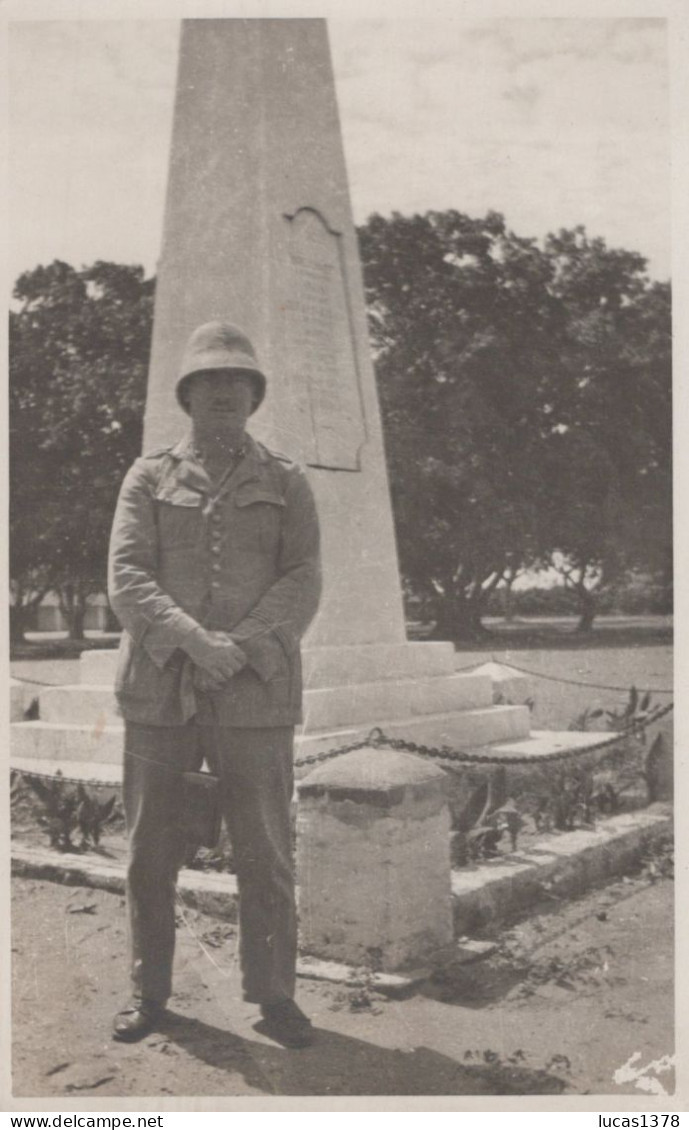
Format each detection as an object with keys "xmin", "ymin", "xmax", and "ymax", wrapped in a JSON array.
[{"xmin": 10, "ymin": 646, "xmax": 609, "ymax": 787}]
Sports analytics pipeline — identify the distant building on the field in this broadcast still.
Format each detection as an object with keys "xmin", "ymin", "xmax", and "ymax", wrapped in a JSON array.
[{"xmin": 33, "ymin": 592, "xmax": 111, "ymax": 632}]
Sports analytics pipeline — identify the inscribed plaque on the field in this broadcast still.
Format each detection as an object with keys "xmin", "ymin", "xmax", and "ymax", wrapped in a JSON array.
[{"xmin": 283, "ymin": 208, "xmax": 366, "ymax": 470}]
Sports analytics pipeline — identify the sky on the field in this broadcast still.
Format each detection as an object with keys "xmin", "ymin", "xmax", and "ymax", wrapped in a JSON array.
[{"xmin": 8, "ymin": 17, "xmax": 671, "ymax": 286}]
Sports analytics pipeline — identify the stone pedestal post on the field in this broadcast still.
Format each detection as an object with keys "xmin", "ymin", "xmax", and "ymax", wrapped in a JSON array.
[{"xmin": 296, "ymin": 747, "xmax": 453, "ymax": 970}]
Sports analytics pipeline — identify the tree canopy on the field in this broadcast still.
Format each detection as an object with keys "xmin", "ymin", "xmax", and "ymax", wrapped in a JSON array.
[
  {"xmin": 358, "ymin": 211, "xmax": 672, "ymax": 636},
  {"xmin": 10, "ymin": 260, "xmax": 154, "ymax": 639}
]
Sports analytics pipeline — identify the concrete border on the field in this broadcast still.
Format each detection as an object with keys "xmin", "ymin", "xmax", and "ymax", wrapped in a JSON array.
[
  {"xmin": 11, "ymin": 803, "xmax": 672, "ymax": 981},
  {"xmin": 10, "ymin": 845, "xmax": 239, "ymax": 921},
  {"xmin": 451, "ymin": 804, "xmax": 673, "ymax": 934}
]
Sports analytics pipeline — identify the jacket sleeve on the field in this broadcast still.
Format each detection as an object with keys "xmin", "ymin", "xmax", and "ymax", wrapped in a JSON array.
[
  {"xmin": 107, "ymin": 458, "xmax": 208, "ymax": 669},
  {"xmin": 228, "ymin": 463, "xmax": 322, "ymax": 681}
]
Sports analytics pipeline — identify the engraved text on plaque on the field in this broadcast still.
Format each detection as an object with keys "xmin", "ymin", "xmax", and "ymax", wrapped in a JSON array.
[{"xmin": 284, "ymin": 208, "xmax": 366, "ymax": 470}]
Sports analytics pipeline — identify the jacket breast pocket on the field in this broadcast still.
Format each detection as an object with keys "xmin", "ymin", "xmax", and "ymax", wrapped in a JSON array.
[
  {"xmin": 234, "ymin": 489, "xmax": 286, "ymax": 552},
  {"xmin": 155, "ymin": 487, "xmax": 204, "ymax": 549}
]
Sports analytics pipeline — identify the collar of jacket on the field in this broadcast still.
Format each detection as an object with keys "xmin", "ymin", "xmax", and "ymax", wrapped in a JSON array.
[{"xmin": 167, "ymin": 431, "xmax": 268, "ymax": 497}]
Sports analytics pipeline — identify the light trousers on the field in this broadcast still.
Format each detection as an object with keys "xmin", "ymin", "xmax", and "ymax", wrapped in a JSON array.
[{"xmin": 122, "ymin": 720, "xmax": 296, "ymax": 1006}]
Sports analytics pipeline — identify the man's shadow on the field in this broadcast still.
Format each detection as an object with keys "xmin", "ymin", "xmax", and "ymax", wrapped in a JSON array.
[{"xmin": 158, "ymin": 1011, "xmax": 567, "ymax": 1097}]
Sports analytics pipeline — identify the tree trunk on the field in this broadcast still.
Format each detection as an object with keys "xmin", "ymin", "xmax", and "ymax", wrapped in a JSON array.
[
  {"xmin": 575, "ymin": 589, "xmax": 597, "ymax": 633},
  {"xmin": 10, "ymin": 603, "xmax": 28, "ymax": 644},
  {"xmin": 10, "ymin": 581, "xmax": 54, "ymax": 644},
  {"xmin": 502, "ymin": 579, "xmax": 516, "ymax": 622},
  {"xmin": 59, "ymin": 583, "xmax": 87, "ymax": 641},
  {"xmin": 68, "ymin": 604, "xmax": 86, "ymax": 641}
]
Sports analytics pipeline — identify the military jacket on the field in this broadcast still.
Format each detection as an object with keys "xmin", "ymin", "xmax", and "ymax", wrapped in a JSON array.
[{"xmin": 107, "ymin": 433, "xmax": 321, "ymax": 727}]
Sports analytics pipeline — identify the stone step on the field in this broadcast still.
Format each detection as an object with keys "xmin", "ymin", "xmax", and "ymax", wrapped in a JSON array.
[
  {"xmin": 486, "ymin": 730, "xmax": 617, "ymax": 760},
  {"xmin": 38, "ymin": 686, "xmax": 117, "ymax": 726},
  {"xmin": 37, "ymin": 671, "xmax": 495, "ymax": 729},
  {"xmin": 78, "ymin": 641, "xmax": 458, "ymax": 688},
  {"xmin": 11, "ymin": 756, "xmax": 123, "ymax": 789},
  {"xmin": 11, "ymin": 703, "xmax": 531, "ymax": 771},
  {"xmin": 304, "ymin": 676, "xmax": 501, "ymax": 731},
  {"xmin": 12, "ymin": 722, "xmax": 125, "ymax": 766},
  {"xmin": 10, "ymin": 727, "xmax": 611, "ymax": 792}
]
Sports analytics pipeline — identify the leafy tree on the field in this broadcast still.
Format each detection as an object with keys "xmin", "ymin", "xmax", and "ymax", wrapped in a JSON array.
[
  {"xmin": 537, "ymin": 231, "xmax": 672, "ymax": 629},
  {"xmin": 358, "ymin": 212, "xmax": 671, "ymax": 637},
  {"xmin": 359, "ymin": 209, "xmax": 561, "ymax": 638},
  {"xmin": 10, "ymin": 260, "xmax": 153, "ymax": 640}
]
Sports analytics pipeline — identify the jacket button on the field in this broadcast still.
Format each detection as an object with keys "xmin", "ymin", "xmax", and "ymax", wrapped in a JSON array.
[
  {"xmin": 212, "ymin": 562, "xmax": 221, "ymax": 573},
  {"xmin": 211, "ymin": 544, "xmax": 221, "ymax": 554},
  {"xmin": 211, "ymin": 580, "xmax": 220, "ymax": 588}
]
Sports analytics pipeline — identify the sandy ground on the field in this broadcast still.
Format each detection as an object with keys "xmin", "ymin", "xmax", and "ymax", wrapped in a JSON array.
[{"xmin": 11, "ymin": 867, "xmax": 674, "ymax": 1101}]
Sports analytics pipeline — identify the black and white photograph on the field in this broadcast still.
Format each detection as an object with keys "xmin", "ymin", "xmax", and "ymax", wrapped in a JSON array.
[{"xmin": 4, "ymin": 0, "xmax": 683, "ymax": 1111}]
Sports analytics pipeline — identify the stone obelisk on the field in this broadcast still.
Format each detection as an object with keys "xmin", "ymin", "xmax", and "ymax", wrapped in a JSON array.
[{"xmin": 144, "ymin": 18, "xmax": 406, "ymax": 650}]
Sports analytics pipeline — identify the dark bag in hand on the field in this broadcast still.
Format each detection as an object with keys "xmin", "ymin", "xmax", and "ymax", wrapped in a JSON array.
[{"xmin": 181, "ymin": 770, "xmax": 222, "ymax": 849}]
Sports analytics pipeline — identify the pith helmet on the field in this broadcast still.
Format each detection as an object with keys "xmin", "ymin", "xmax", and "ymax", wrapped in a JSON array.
[{"xmin": 176, "ymin": 322, "xmax": 267, "ymax": 414}]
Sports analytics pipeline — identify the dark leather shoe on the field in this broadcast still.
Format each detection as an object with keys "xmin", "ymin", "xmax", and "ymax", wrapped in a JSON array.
[
  {"xmin": 259, "ymin": 999, "xmax": 314, "ymax": 1048},
  {"xmin": 112, "ymin": 999, "xmax": 164, "ymax": 1043}
]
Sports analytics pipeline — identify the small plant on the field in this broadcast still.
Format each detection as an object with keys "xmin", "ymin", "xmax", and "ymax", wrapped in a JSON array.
[
  {"xmin": 605, "ymin": 687, "xmax": 654, "ymax": 737},
  {"xmin": 568, "ymin": 706, "xmax": 606, "ymax": 732},
  {"xmin": 465, "ymin": 800, "xmax": 525, "ymax": 859},
  {"xmin": 558, "ymin": 686, "xmax": 656, "ymax": 820},
  {"xmin": 25, "ymin": 772, "xmax": 80, "ymax": 850},
  {"xmin": 74, "ymin": 785, "xmax": 117, "ymax": 847},
  {"xmin": 526, "ymin": 764, "xmax": 594, "ymax": 832},
  {"xmin": 24, "ymin": 772, "xmax": 119, "ymax": 851},
  {"xmin": 448, "ymin": 685, "xmax": 659, "ymax": 866},
  {"xmin": 568, "ymin": 687, "xmax": 653, "ymax": 736}
]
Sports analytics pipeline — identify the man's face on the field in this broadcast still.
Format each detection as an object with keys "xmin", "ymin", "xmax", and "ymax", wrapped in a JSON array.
[{"xmin": 186, "ymin": 370, "xmax": 256, "ymax": 434}]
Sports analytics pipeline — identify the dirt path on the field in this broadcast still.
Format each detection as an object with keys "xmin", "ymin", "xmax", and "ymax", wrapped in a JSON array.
[{"xmin": 10, "ymin": 867, "xmax": 673, "ymax": 1101}]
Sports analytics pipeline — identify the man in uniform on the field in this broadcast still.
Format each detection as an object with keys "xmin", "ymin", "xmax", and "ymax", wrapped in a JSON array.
[{"xmin": 108, "ymin": 321, "xmax": 321, "ymax": 1048}]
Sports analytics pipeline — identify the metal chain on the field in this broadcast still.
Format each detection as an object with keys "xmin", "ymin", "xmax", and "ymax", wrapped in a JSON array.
[
  {"xmin": 475, "ymin": 659, "xmax": 674, "ymax": 696},
  {"xmin": 293, "ymin": 701, "xmax": 674, "ymax": 769},
  {"xmin": 293, "ymin": 734, "xmax": 382, "ymax": 769},
  {"xmin": 11, "ymin": 702, "xmax": 673, "ymax": 791}
]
